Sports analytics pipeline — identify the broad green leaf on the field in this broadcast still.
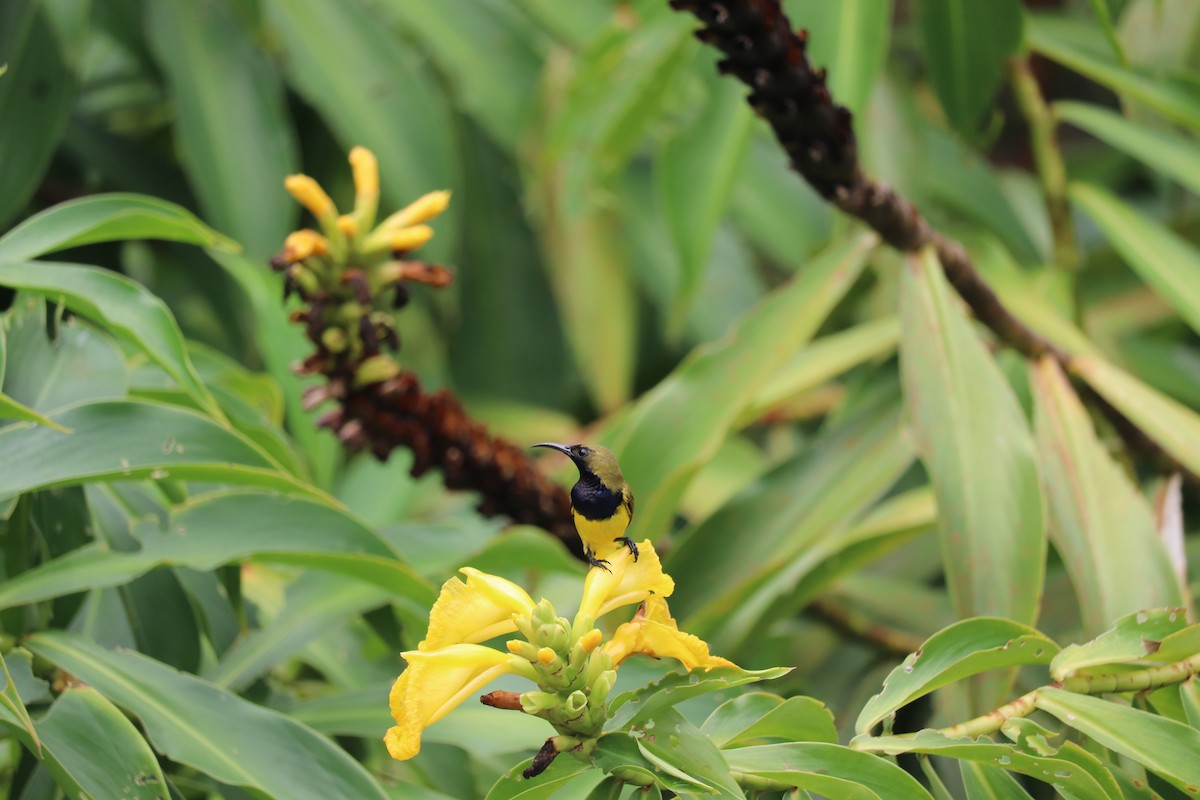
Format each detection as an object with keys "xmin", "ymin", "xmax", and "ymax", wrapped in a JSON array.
[
  {"xmin": 0, "ymin": 194, "xmax": 236, "ymax": 262},
  {"xmin": 264, "ymin": 0, "xmax": 459, "ymax": 239},
  {"xmin": 1056, "ymin": 103, "xmax": 1200, "ymax": 197},
  {"xmin": 634, "ymin": 708, "xmax": 744, "ymax": 798},
  {"xmin": 146, "ymin": 0, "xmax": 298, "ymax": 260},
  {"xmin": 36, "ymin": 687, "xmax": 169, "ymax": 800},
  {"xmin": 0, "ymin": 651, "xmax": 38, "ymax": 750},
  {"xmin": 1050, "ymin": 608, "xmax": 1189, "ymax": 681},
  {"xmin": 0, "ymin": 390, "xmax": 68, "ymax": 432},
  {"xmin": 0, "ymin": 491, "xmax": 433, "ymax": 610},
  {"xmin": 1031, "ymin": 358, "xmax": 1183, "ymax": 636},
  {"xmin": 961, "ymin": 761, "xmax": 1035, "ymax": 800},
  {"xmin": 786, "ymin": 0, "xmax": 893, "ymax": 122},
  {"xmin": 205, "ymin": 572, "xmax": 390, "ymax": 691},
  {"xmin": 659, "ymin": 74, "xmax": 754, "ymax": 326},
  {"xmin": 724, "ymin": 743, "xmax": 933, "ymax": 800},
  {"xmin": 289, "ymin": 682, "xmax": 393, "ymax": 737},
  {"xmin": 1070, "ymin": 182, "xmax": 1200, "ymax": 337},
  {"xmin": 592, "ymin": 731, "xmax": 690, "ymax": 793},
  {"xmin": 740, "ymin": 316, "xmax": 901, "ymax": 425},
  {"xmin": 900, "ymin": 248, "xmax": 1046, "ymax": 625},
  {"xmin": 1147, "ymin": 623, "xmax": 1200, "ymax": 663},
  {"xmin": 0, "ymin": 399, "xmax": 319, "ymax": 500},
  {"xmin": 1028, "ymin": 15, "xmax": 1200, "ymax": 131},
  {"xmin": 375, "ymin": 0, "xmax": 542, "ymax": 152},
  {"xmin": 916, "ymin": 0, "xmax": 1023, "ymax": 137},
  {"xmin": 853, "ymin": 731, "xmax": 1120, "ymax": 800},
  {"xmin": 608, "ymin": 666, "xmax": 791, "ymax": 730},
  {"xmin": 856, "ymin": 618, "xmax": 1059, "ymax": 734},
  {"xmin": 1070, "ymin": 354, "xmax": 1200, "ymax": 478},
  {"xmin": 484, "ymin": 755, "xmax": 592, "ymax": 800},
  {"xmin": 0, "ymin": 261, "xmax": 223, "ymax": 420},
  {"xmin": 25, "ymin": 632, "xmax": 389, "ymax": 799},
  {"xmin": 610, "ymin": 232, "xmax": 877, "ymax": 542},
  {"xmin": 0, "ymin": 0, "xmax": 76, "ymax": 227},
  {"xmin": 1038, "ymin": 687, "xmax": 1200, "ymax": 793},
  {"xmin": 709, "ymin": 695, "xmax": 838, "ymax": 748}
]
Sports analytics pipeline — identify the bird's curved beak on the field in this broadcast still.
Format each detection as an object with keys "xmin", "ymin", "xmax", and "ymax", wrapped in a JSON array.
[{"xmin": 531, "ymin": 442, "xmax": 572, "ymax": 458}]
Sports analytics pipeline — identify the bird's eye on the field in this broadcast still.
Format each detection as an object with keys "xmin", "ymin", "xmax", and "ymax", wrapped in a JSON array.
[{"xmin": 576, "ymin": 446, "xmax": 590, "ymax": 457}]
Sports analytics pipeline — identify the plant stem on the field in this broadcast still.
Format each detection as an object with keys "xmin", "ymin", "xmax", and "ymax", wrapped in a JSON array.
[
  {"xmin": 1008, "ymin": 56, "xmax": 1081, "ymax": 274},
  {"xmin": 809, "ymin": 596, "xmax": 927, "ymax": 656},
  {"xmin": 937, "ymin": 689, "xmax": 1040, "ymax": 739}
]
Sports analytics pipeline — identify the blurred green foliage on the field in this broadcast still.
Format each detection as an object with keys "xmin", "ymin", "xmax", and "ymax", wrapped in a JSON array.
[{"xmin": 2, "ymin": 0, "xmax": 1200, "ymax": 797}]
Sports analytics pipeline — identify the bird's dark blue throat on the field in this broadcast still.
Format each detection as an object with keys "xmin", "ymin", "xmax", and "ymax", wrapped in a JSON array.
[{"xmin": 571, "ymin": 474, "xmax": 622, "ymax": 521}]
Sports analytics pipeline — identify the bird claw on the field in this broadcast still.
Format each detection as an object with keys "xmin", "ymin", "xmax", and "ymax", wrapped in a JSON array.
[
  {"xmin": 614, "ymin": 537, "xmax": 639, "ymax": 562},
  {"xmin": 585, "ymin": 549, "xmax": 612, "ymax": 573}
]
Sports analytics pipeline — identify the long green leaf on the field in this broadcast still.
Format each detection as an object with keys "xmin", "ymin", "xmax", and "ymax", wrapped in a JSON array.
[
  {"xmin": 856, "ymin": 618, "xmax": 1059, "ymax": 734},
  {"xmin": 916, "ymin": 0, "xmax": 1023, "ymax": 137},
  {"xmin": 1031, "ymin": 359, "xmax": 1182, "ymax": 636},
  {"xmin": 1070, "ymin": 182, "xmax": 1200, "ymax": 337},
  {"xmin": 1050, "ymin": 608, "xmax": 1189, "ymax": 681},
  {"xmin": 146, "ymin": 0, "xmax": 298, "ymax": 260},
  {"xmin": 1056, "ymin": 103, "xmax": 1200, "ymax": 196},
  {"xmin": 724, "ymin": 743, "xmax": 933, "ymax": 800},
  {"xmin": 0, "ymin": 390, "xmax": 69, "ymax": 432},
  {"xmin": 0, "ymin": 194, "xmax": 237, "ymax": 262},
  {"xmin": 0, "ymin": 490, "xmax": 433, "ymax": 610},
  {"xmin": 961, "ymin": 761, "xmax": 1035, "ymax": 800},
  {"xmin": 26, "ymin": 632, "xmax": 389, "ymax": 799},
  {"xmin": 0, "ymin": 399, "xmax": 320, "ymax": 499},
  {"xmin": 610, "ymin": 232, "xmax": 877, "ymax": 542},
  {"xmin": 36, "ymin": 687, "xmax": 169, "ymax": 800},
  {"xmin": 1028, "ymin": 15, "xmax": 1200, "ymax": 131},
  {"xmin": 0, "ymin": 261, "xmax": 223, "ymax": 420},
  {"xmin": 1038, "ymin": 687, "xmax": 1200, "ymax": 792},
  {"xmin": 900, "ymin": 248, "xmax": 1046, "ymax": 625}
]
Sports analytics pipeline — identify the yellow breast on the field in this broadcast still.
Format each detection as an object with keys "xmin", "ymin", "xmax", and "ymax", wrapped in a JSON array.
[{"xmin": 572, "ymin": 504, "xmax": 632, "ymax": 558}]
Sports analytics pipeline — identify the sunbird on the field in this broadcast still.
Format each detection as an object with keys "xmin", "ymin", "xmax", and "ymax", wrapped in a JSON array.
[{"xmin": 533, "ymin": 443, "xmax": 637, "ymax": 571}]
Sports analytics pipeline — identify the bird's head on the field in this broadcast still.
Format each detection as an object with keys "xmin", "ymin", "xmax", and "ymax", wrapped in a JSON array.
[{"xmin": 532, "ymin": 442, "xmax": 625, "ymax": 489}]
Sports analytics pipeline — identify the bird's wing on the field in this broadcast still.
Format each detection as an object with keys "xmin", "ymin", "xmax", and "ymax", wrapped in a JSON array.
[{"xmin": 622, "ymin": 487, "xmax": 634, "ymax": 522}]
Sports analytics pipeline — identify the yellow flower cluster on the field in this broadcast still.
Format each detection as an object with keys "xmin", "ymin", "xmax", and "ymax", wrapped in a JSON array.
[{"xmin": 386, "ymin": 541, "xmax": 732, "ymax": 762}]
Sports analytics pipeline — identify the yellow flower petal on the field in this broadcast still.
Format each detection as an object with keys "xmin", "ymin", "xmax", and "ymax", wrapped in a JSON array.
[
  {"xmin": 602, "ymin": 596, "xmax": 734, "ymax": 671},
  {"xmin": 578, "ymin": 540, "xmax": 674, "ymax": 621},
  {"xmin": 349, "ymin": 146, "xmax": 379, "ymax": 199},
  {"xmin": 389, "ymin": 224, "xmax": 434, "ymax": 252},
  {"xmin": 377, "ymin": 190, "xmax": 451, "ymax": 231},
  {"xmin": 281, "ymin": 229, "xmax": 328, "ymax": 263},
  {"xmin": 284, "ymin": 174, "xmax": 336, "ymax": 223},
  {"xmin": 421, "ymin": 568, "xmax": 533, "ymax": 651},
  {"xmin": 385, "ymin": 644, "xmax": 513, "ymax": 761}
]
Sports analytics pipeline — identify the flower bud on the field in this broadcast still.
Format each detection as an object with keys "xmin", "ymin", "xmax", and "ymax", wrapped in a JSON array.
[
  {"xmin": 353, "ymin": 354, "xmax": 401, "ymax": 387},
  {"xmin": 588, "ymin": 669, "xmax": 617, "ymax": 706},
  {"xmin": 564, "ymin": 690, "xmax": 588, "ymax": 715},
  {"xmin": 520, "ymin": 691, "xmax": 560, "ymax": 715},
  {"xmin": 506, "ymin": 639, "xmax": 539, "ymax": 662}
]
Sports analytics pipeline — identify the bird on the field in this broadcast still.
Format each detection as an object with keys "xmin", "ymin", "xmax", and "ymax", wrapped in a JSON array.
[{"xmin": 532, "ymin": 442, "xmax": 637, "ymax": 571}]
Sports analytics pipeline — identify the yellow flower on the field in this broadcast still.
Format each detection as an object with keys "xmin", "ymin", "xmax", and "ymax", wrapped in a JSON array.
[
  {"xmin": 602, "ymin": 595, "xmax": 735, "ymax": 670},
  {"xmin": 284, "ymin": 174, "xmax": 337, "ymax": 226},
  {"xmin": 421, "ymin": 568, "xmax": 535, "ymax": 651},
  {"xmin": 577, "ymin": 540, "xmax": 675, "ymax": 621},
  {"xmin": 385, "ymin": 644, "xmax": 515, "ymax": 760}
]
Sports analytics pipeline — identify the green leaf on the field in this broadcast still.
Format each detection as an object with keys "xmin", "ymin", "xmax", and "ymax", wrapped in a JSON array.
[
  {"xmin": 1070, "ymin": 182, "xmax": 1200, "ymax": 337},
  {"xmin": 25, "ymin": 631, "xmax": 389, "ymax": 799},
  {"xmin": 0, "ymin": 194, "xmax": 237, "ymax": 262},
  {"xmin": 706, "ymin": 694, "xmax": 838, "ymax": 748},
  {"xmin": 633, "ymin": 707, "xmax": 744, "ymax": 798},
  {"xmin": 0, "ymin": 650, "xmax": 39, "ymax": 751},
  {"xmin": 0, "ymin": 399, "xmax": 321, "ymax": 500},
  {"xmin": 0, "ymin": 491, "xmax": 433, "ymax": 610},
  {"xmin": 961, "ymin": 761, "xmax": 1036, "ymax": 800},
  {"xmin": 1031, "ymin": 358, "xmax": 1183, "ymax": 636},
  {"xmin": 1082, "ymin": 0, "xmax": 1128, "ymax": 65},
  {"xmin": 204, "ymin": 572, "xmax": 390, "ymax": 691},
  {"xmin": 659, "ymin": 74, "xmax": 754, "ymax": 326},
  {"xmin": 608, "ymin": 665, "xmax": 791, "ymax": 730},
  {"xmin": 610, "ymin": 232, "xmax": 877, "ymax": 542},
  {"xmin": 1037, "ymin": 687, "xmax": 1200, "ymax": 793},
  {"xmin": 724, "ymin": 743, "xmax": 933, "ymax": 800},
  {"xmin": 0, "ymin": 261, "xmax": 223, "ymax": 420},
  {"xmin": 1050, "ymin": 608, "xmax": 1189, "ymax": 681},
  {"xmin": 853, "ymin": 731, "xmax": 1120, "ymax": 800},
  {"xmin": 36, "ymin": 687, "xmax": 169, "ymax": 800},
  {"xmin": 145, "ymin": 0, "xmax": 298, "ymax": 260},
  {"xmin": 1070, "ymin": 354, "xmax": 1200, "ymax": 478},
  {"xmin": 1055, "ymin": 103, "xmax": 1200, "ymax": 196},
  {"xmin": 785, "ymin": 0, "xmax": 894, "ymax": 122},
  {"xmin": 916, "ymin": 0, "xmax": 1023, "ymax": 137},
  {"xmin": 856, "ymin": 618, "xmax": 1059, "ymax": 735},
  {"xmin": 0, "ymin": 390, "xmax": 68, "ymax": 432},
  {"xmin": 484, "ymin": 755, "xmax": 592, "ymax": 800},
  {"xmin": 900, "ymin": 247, "xmax": 1046, "ymax": 625},
  {"xmin": 1028, "ymin": 15, "xmax": 1200, "ymax": 131},
  {"xmin": 0, "ymin": 0, "xmax": 76, "ymax": 227}
]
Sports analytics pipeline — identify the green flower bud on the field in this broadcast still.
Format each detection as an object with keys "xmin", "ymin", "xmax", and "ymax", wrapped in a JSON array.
[
  {"xmin": 588, "ymin": 669, "xmax": 617, "ymax": 706},
  {"xmin": 564, "ymin": 690, "xmax": 588, "ymax": 716},
  {"xmin": 520, "ymin": 691, "xmax": 560, "ymax": 715}
]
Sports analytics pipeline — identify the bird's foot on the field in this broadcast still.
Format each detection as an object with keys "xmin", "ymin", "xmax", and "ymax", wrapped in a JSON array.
[
  {"xmin": 614, "ymin": 537, "xmax": 639, "ymax": 562},
  {"xmin": 585, "ymin": 549, "xmax": 612, "ymax": 573}
]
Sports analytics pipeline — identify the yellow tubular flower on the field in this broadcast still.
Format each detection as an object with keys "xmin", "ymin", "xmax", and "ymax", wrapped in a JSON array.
[
  {"xmin": 377, "ymin": 190, "xmax": 451, "ymax": 231},
  {"xmin": 420, "ymin": 568, "xmax": 535, "ymax": 651},
  {"xmin": 281, "ymin": 229, "xmax": 329, "ymax": 263},
  {"xmin": 389, "ymin": 224, "xmax": 434, "ymax": 253},
  {"xmin": 602, "ymin": 596, "xmax": 735, "ymax": 671},
  {"xmin": 385, "ymin": 644, "xmax": 515, "ymax": 761},
  {"xmin": 577, "ymin": 541, "xmax": 675, "ymax": 621},
  {"xmin": 348, "ymin": 146, "xmax": 379, "ymax": 226},
  {"xmin": 284, "ymin": 174, "xmax": 337, "ymax": 226}
]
